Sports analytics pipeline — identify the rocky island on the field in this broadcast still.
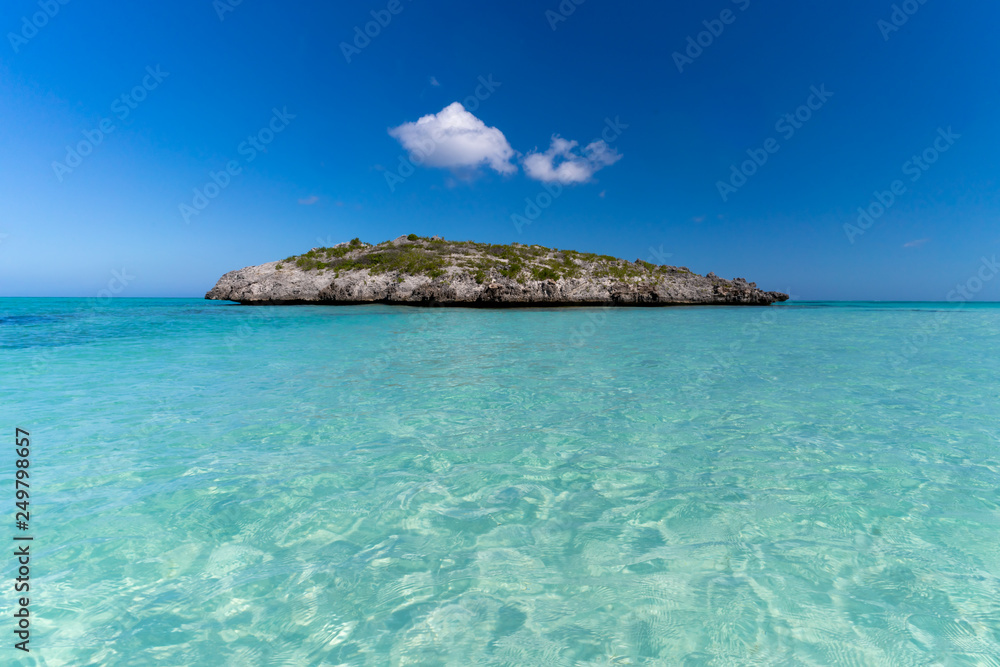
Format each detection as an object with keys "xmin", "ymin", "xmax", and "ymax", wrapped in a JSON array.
[{"xmin": 206, "ymin": 235, "xmax": 789, "ymax": 306}]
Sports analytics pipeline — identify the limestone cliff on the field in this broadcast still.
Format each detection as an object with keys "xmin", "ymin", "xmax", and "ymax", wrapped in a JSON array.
[{"xmin": 206, "ymin": 235, "xmax": 788, "ymax": 306}]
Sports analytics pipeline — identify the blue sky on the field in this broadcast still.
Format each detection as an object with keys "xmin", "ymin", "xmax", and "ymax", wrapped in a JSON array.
[{"xmin": 1, "ymin": 0, "xmax": 998, "ymax": 299}]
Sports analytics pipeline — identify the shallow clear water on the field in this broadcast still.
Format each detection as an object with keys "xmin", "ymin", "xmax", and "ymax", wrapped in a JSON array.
[{"xmin": 3, "ymin": 298, "xmax": 1000, "ymax": 666}]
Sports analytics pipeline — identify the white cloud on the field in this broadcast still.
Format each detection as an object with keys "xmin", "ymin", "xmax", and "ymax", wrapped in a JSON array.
[
  {"xmin": 523, "ymin": 135, "xmax": 622, "ymax": 184},
  {"xmin": 429, "ymin": 76, "xmax": 440, "ymax": 87},
  {"xmin": 298, "ymin": 195, "xmax": 319, "ymax": 205},
  {"xmin": 388, "ymin": 102, "xmax": 516, "ymax": 175}
]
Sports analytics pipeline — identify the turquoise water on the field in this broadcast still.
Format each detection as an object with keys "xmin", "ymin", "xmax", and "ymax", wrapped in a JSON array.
[{"xmin": 3, "ymin": 298, "xmax": 1000, "ymax": 666}]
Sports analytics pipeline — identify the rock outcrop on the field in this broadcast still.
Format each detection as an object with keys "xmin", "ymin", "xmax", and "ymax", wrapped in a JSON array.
[{"xmin": 206, "ymin": 236, "xmax": 788, "ymax": 306}]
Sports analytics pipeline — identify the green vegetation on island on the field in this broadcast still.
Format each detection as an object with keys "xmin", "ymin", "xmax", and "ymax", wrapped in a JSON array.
[{"xmin": 277, "ymin": 235, "xmax": 695, "ymax": 285}]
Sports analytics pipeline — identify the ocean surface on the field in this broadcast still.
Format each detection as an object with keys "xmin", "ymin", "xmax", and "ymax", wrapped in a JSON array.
[{"xmin": 3, "ymin": 298, "xmax": 1000, "ymax": 666}]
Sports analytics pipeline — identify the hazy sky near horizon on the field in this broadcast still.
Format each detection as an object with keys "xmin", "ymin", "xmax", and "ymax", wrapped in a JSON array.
[{"xmin": 2, "ymin": 0, "xmax": 999, "ymax": 299}]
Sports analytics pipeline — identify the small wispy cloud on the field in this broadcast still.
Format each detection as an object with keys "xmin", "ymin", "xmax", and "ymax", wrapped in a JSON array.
[
  {"xmin": 429, "ymin": 76, "xmax": 440, "ymax": 87},
  {"xmin": 298, "ymin": 195, "xmax": 319, "ymax": 205},
  {"xmin": 903, "ymin": 238, "xmax": 929, "ymax": 248},
  {"xmin": 523, "ymin": 135, "xmax": 621, "ymax": 185}
]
